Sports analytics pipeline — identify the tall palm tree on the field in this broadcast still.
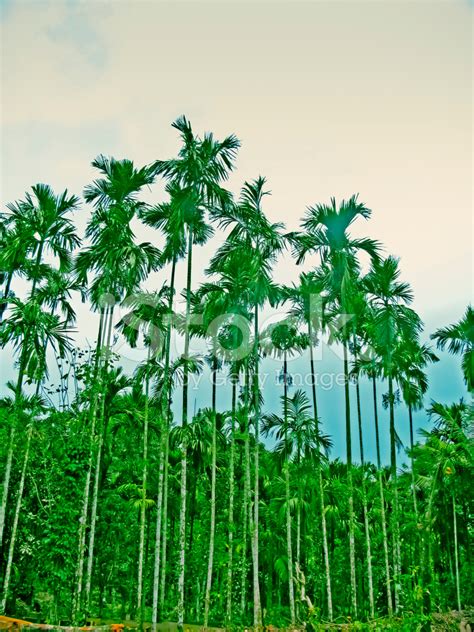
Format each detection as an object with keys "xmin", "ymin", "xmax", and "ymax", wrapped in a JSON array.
[
  {"xmin": 396, "ymin": 337, "xmax": 438, "ymax": 526},
  {"xmin": 210, "ymin": 177, "xmax": 285, "ymax": 626},
  {"xmin": 261, "ymin": 318, "xmax": 308, "ymax": 624},
  {"xmin": 356, "ymin": 316, "xmax": 393, "ymax": 615},
  {"xmin": 153, "ymin": 116, "xmax": 240, "ymax": 629},
  {"xmin": 293, "ymin": 195, "xmax": 380, "ymax": 617},
  {"xmin": 0, "ymin": 184, "xmax": 80, "ymax": 549},
  {"xmin": 364, "ymin": 255, "xmax": 422, "ymax": 613},
  {"xmin": 431, "ymin": 306, "xmax": 473, "ymax": 392},
  {"xmin": 417, "ymin": 401, "xmax": 472, "ymax": 615},
  {"xmin": 73, "ymin": 155, "xmax": 160, "ymax": 620},
  {"xmin": 0, "ymin": 299, "xmax": 73, "ymax": 612},
  {"xmin": 117, "ymin": 287, "xmax": 171, "ymax": 619},
  {"xmin": 285, "ymin": 271, "xmax": 334, "ymax": 620},
  {"xmin": 191, "ymin": 272, "xmax": 251, "ymax": 627}
]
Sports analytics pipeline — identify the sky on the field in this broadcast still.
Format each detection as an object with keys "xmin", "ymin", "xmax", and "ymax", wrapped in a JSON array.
[{"xmin": 0, "ymin": 0, "xmax": 472, "ymax": 463}]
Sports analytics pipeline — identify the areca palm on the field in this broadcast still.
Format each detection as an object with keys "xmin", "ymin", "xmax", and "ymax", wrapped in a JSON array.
[
  {"xmin": 191, "ymin": 274, "xmax": 251, "ymax": 627},
  {"xmin": 153, "ymin": 116, "xmax": 240, "ymax": 629},
  {"xmin": 210, "ymin": 177, "xmax": 285, "ymax": 626},
  {"xmin": 261, "ymin": 318, "xmax": 308, "ymax": 624},
  {"xmin": 417, "ymin": 401, "xmax": 472, "ymax": 613},
  {"xmin": 293, "ymin": 195, "xmax": 380, "ymax": 617},
  {"xmin": 284, "ymin": 271, "xmax": 335, "ymax": 619},
  {"xmin": 364, "ymin": 255, "xmax": 422, "ymax": 613},
  {"xmin": 118, "ymin": 287, "xmax": 171, "ymax": 619},
  {"xmin": 0, "ymin": 300, "xmax": 72, "ymax": 612},
  {"xmin": 395, "ymin": 337, "xmax": 438, "ymax": 529},
  {"xmin": 73, "ymin": 155, "xmax": 161, "ymax": 620},
  {"xmin": 431, "ymin": 306, "xmax": 473, "ymax": 392},
  {"xmin": 0, "ymin": 185, "xmax": 80, "ymax": 548},
  {"xmin": 356, "ymin": 314, "xmax": 393, "ymax": 615}
]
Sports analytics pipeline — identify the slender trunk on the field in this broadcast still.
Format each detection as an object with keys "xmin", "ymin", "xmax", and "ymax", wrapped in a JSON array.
[
  {"xmin": 0, "ymin": 425, "xmax": 15, "ymax": 550},
  {"xmin": 203, "ymin": 434, "xmax": 217, "ymax": 627},
  {"xmin": 308, "ymin": 320, "xmax": 332, "ymax": 620},
  {"xmin": 152, "ymin": 432, "xmax": 165, "ymax": 629},
  {"xmin": 241, "ymin": 361, "xmax": 251, "ymax": 618},
  {"xmin": 283, "ymin": 353, "xmax": 296, "ymax": 625},
  {"xmin": 0, "ymin": 243, "xmax": 44, "ymax": 548},
  {"xmin": 389, "ymin": 375, "xmax": 401, "ymax": 613},
  {"xmin": 354, "ymin": 353, "xmax": 374, "ymax": 619},
  {"xmin": 226, "ymin": 378, "xmax": 237, "ymax": 624},
  {"xmin": 153, "ymin": 255, "xmax": 177, "ymax": 626},
  {"xmin": 159, "ymin": 433, "xmax": 170, "ymax": 614},
  {"xmin": 85, "ymin": 305, "xmax": 114, "ymax": 613},
  {"xmin": 343, "ymin": 342, "xmax": 357, "ymax": 617},
  {"xmin": 137, "ymin": 364, "xmax": 151, "ymax": 619},
  {"xmin": 0, "ymin": 424, "xmax": 33, "ymax": 612},
  {"xmin": 204, "ymin": 355, "xmax": 218, "ymax": 627},
  {"xmin": 73, "ymin": 308, "xmax": 107, "ymax": 621},
  {"xmin": 408, "ymin": 403, "xmax": 420, "ymax": 529},
  {"xmin": 372, "ymin": 376, "xmax": 392, "ymax": 615},
  {"xmin": 178, "ymin": 228, "xmax": 194, "ymax": 630},
  {"xmin": 422, "ymin": 466, "xmax": 438, "ymax": 617},
  {"xmin": 452, "ymin": 495, "xmax": 461, "ymax": 611},
  {"xmin": 252, "ymin": 303, "xmax": 262, "ymax": 627}
]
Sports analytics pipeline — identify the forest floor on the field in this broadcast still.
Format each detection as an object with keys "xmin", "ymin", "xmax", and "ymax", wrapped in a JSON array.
[{"xmin": 2, "ymin": 612, "xmax": 474, "ymax": 632}]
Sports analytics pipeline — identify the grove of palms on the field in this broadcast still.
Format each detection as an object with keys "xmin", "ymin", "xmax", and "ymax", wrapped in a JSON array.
[{"xmin": 0, "ymin": 116, "xmax": 472, "ymax": 630}]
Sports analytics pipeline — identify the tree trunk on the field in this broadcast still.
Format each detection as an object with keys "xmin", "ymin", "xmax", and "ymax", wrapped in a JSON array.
[
  {"xmin": 241, "ymin": 362, "xmax": 251, "ymax": 619},
  {"xmin": 343, "ymin": 342, "xmax": 357, "ymax": 618},
  {"xmin": 226, "ymin": 378, "xmax": 237, "ymax": 624},
  {"xmin": 204, "ymin": 355, "xmax": 218, "ymax": 627},
  {"xmin": 152, "ymin": 255, "xmax": 176, "ymax": 627},
  {"xmin": 137, "ymin": 367, "xmax": 151, "ymax": 620},
  {"xmin": 354, "ymin": 363, "xmax": 374, "ymax": 618},
  {"xmin": 0, "ymin": 424, "xmax": 33, "ymax": 613},
  {"xmin": 73, "ymin": 308, "xmax": 107, "ymax": 621},
  {"xmin": 308, "ymin": 320, "xmax": 333, "ymax": 620},
  {"xmin": 452, "ymin": 494, "xmax": 461, "ymax": 611},
  {"xmin": 159, "ymin": 432, "xmax": 170, "ymax": 615},
  {"xmin": 0, "ymin": 243, "xmax": 44, "ymax": 548},
  {"xmin": 283, "ymin": 353, "xmax": 296, "ymax": 625},
  {"xmin": 388, "ymin": 375, "xmax": 401, "ymax": 613},
  {"xmin": 372, "ymin": 376, "xmax": 392, "ymax": 615},
  {"xmin": 178, "ymin": 227, "xmax": 194, "ymax": 630},
  {"xmin": 85, "ymin": 305, "xmax": 115, "ymax": 614},
  {"xmin": 251, "ymin": 303, "xmax": 262, "ymax": 628}
]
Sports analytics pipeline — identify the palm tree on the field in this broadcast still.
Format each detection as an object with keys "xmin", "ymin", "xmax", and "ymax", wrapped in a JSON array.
[
  {"xmin": 117, "ymin": 287, "xmax": 171, "ymax": 619},
  {"xmin": 73, "ymin": 155, "xmax": 160, "ymax": 620},
  {"xmin": 293, "ymin": 195, "xmax": 380, "ymax": 617},
  {"xmin": 431, "ymin": 306, "xmax": 473, "ymax": 392},
  {"xmin": 261, "ymin": 318, "xmax": 309, "ymax": 624},
  {"xmin": 191, "ymin": 273, "xmax": 251, "ymax": 627},
  {"xmin": 210, "ymin": 177, "xmax": 285, "ymax": 626},
  {"xmin": 0, "ymin": 300, "xmax": 73, "ymax": 612},
  {"xmin": 0, "ymin": 185, "xmax": 80, "ymax": 549},
  {"xmin": 153, "ymin": 116, "xmax": 240, "ymax": 628},
  {"xmin": 396, "ymin": 337, "xmax": 438, "ymax": 526},
  {"xmin": 356, "ymin": 317, "xmax": 393, "ymax": 615},
  {"xmin": 285, "ymin": 271, "xmax": 334, "ymax": 620},
  {"xmin": 263, "ymin": 387, "xmax": 332, "ymax": 625},
  {"xmin": 417, "ymin": 401, "xmax": 472, "ymax": 614},
  {"xmin": 347, "ymin": 283, "xmax": 375, "ymax": 619},
  {"xmin": 364, "ymin": 255, "xmax": 422, "ymax": 612}
]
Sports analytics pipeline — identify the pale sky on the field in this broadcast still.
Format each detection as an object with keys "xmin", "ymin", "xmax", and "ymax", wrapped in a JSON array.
[{"xmin": 0, "ymin": 0, "xmax": 472, "ymax": 461}]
